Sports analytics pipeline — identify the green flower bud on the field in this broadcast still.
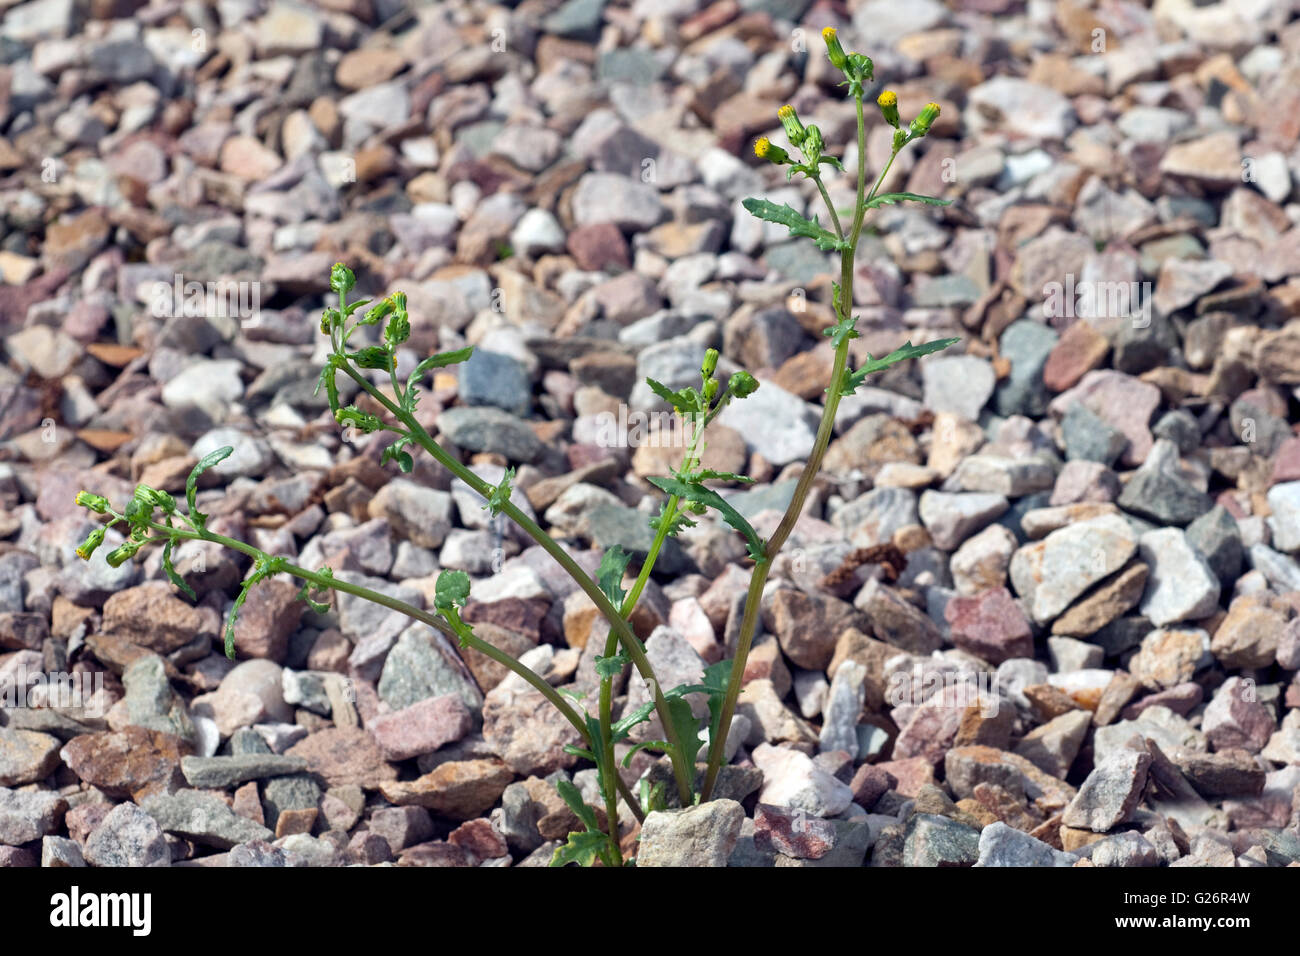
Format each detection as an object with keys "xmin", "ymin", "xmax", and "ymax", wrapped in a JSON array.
[
  {"xmin": 75, "ymin": 527, "xmax": 106, "ymax": 560},
  {"xmin": 351, "ymin": 346, "xmax": 395, "ymax": 371},
  {"xmin": 729, "ymin": 370, "xmax": 759, "ymax": 399},
  {"xmin": 329, "ymin": 262, "xmax": 355, "ymax": 295},
  {"xmin": 319, "ymin": 308, "xmax": 340, "ymax": 336},
  {"xmin": 75, "ymin": 491, "xmax": 109, "ymax": 514},
  {"xmin": 777, "ymin": 105, "xmax": 806, "ymax": 147},
  {"xmin": 892, "ymin": 128, "xmax": 909, "ymax": 152},
  {"xmin": 877, "ymin": 90, "xmax": 900, "ymax": 128},
  {"xmin": 909, "ymin": 102, "xmax": 941, "ymax": 139},
  {"xmin": 822, "ymin": 27, "xmax": 848, "ymax": 71},
  {"xmin": 104, "ymin": 540, "xmax": 141, "ymax": 568},
  {"xmin": 701, "ymin": 348, "xmax": 719, "ymax": 379}
]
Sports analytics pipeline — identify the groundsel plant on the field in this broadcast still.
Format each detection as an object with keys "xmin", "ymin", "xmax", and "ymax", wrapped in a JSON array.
[{"xmin": 73, "ymin": 30, "xmax": 957, "ymax": 868}]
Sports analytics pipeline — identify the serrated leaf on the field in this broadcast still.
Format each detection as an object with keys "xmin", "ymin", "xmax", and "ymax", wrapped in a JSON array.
[
  {"xmin": 649, "ymin": 500, "xmax": 695, "ymax": 539},
  {"xmin": 647, "ymin": 476, "xmax": 766, "ymax": 563},
  {"xmin": 161, "ymin": 538, "xmax": 196, "ymax": 601},
  {"xmin": 686, "ymin": 469, "xmax": 754, "ymax": 485},
  {"xmin": 482, "ymin": 467, "xmax": 515, "ymax": 518},
  {"xmin": 434, "ymin": 570, "xmax": 471, "ymax": 612},
  {"xmin": 407, "ymin": 346, "xmax": 474, "ymax": 391},
  {"xmin": 555, "ymin": 779, "xmax": 600, "ymax": 833},
  {"xmin": 666, "ymin": 697, "xmax": 703, "ymax": 769},
  {"xmin": 644, "ymin": 378, "xmax": 702, "ymax": 417},
  {"xmin": 741, "ymin": 198, "xmax": 846, "ymax": 251},
  {"xmin": 840, "ymin": 337, "xmax": 961, "ymax": 396},
  {"xmin": 597, "ymin": 545, "xmax": 632, "ymax": 608},
  {"xmin": 703, "ymin": 658, "xmax": 733, "ymax": 747},
  {"xmin": 862, "ymin": 192, "xmax": 952, "ymax": 210},
  {"xmin": 550, "ymin": 830, "xmax": 609, "ymax": 868},
  {"xmin": 611, "ymin": 699, "xmax": 654, "ymax": 742},
  {"xmin": 224, "ymin": 579, "xmax": 253, "ymax": 660},
  {"xmin": 186, "ymin": 446, "xmax": 232, "ymax": 531},
  {"xmin": 594, "ymin": 653, "xmax": 629, "ymax": 682}
]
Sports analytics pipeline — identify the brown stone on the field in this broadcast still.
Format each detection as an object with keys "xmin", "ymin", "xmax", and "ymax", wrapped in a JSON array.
[
  {"xmin": 60, "ymin": 727, "xmax": 191, "ymax": 800},
  {"xmin": 378, "ymin": 759, "xmax": 513, "ymax": 819}
]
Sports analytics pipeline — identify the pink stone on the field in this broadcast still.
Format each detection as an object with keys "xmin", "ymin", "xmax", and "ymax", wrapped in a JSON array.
[
  {"xmin": 448, "ymin": 817, "xmax": 509, "ymax": 861},
  {"xmin": 944, "ymin": 587, "xmax": 1034, "ymax": 664},
  {"xmin": 1048, "ymin": 370, "xmax": 1161, "ymax": 466},
  {"xmin": 366, "ymin": 694, "xmax": 473, "ymax": 762},
  {"xmin": 753, "ymin": 803, "xmax": 836, "ymax": 859}
]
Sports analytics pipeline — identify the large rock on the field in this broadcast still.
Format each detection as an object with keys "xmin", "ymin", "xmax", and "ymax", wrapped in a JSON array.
[{"xmin": 637, "ymin": 800, "xmax": 745, "ymax": 867}]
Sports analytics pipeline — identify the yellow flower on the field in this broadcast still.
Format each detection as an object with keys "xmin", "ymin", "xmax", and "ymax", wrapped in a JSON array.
[
  {"xmin": 754, "ymin": 137, "xmax": 790, "ymax": 164},
  {"xmin": 822, "ymin": 26, "xmax": 848, "ymax": 70},
  {"xmin": 877, "ymin": 90, "xmax": 899, "ymax": 128},
  {"xmin": 777, "ymin": 104, "xmax": 806, "ymax": 146}
]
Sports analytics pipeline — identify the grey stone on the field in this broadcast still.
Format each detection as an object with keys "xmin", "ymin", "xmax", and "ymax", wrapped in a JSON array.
[
  {"xmin": 974, "ymin": 821, "xmax": 1077, "ymax": 866},
  {"xmin": 142, "ymin": 791, "xmax": 273, "ymax": 849},
  {"xmin": 84, "ymin": 802, "xmax": 170, "ymax": 867},
  {"xmin": 1185, "ymin": 505, "xmax": 1243, "ymax": 589},
  {"xmin": 378, "ymin": 624, "xmax": 483, "ymax": 714},
  {"xmin": 0, "ymin": 787, "xmax": 65, "ymax": 846},
  {"xmin": 180, "ymin": 754, "xmax": 308, "ymax": 789},
  {"xmin": 1138, "ymin": 528, "xmax": 1220, "ymax": 626},
  {"xmin": 638, "ymin": 799, "xmax": 745, "ymax": 867},
  {"xmin": 923, "ymin": 355, "xmax": 996, "ymax": 421},
  {"xmin": 1062, "ymin": 402, "xmax": 1127, "ymax": 466},
  {"xmin": 996, "ymin": 320, "xmax": 1058, "ymax": 417},
  {"xmin": 1117, "ymin": 439, "xmax": 1213, "ymax": 526},
  {"xmin": 1061, "ymin": 746, "xmax": 1151, "ymax": 832},
  {"xmin": 437, "ymin": 406, "xmax": 543, "ymax": 462},
  {"xmin": 458, "ymin": 349, "xmax": 532, "ymax": 417},
  {"xmin": 902, "ymin": 813, "xmax": 980, "ymax": 867}
]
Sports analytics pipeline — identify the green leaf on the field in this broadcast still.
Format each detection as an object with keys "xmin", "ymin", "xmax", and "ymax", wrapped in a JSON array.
[
  {"xmin": 862, "ymin": 192, "xmax": 952, "ymax": 210},
  {"xmin": 550, "ymin": 830, "xmax": 609, "ymax": 868},
  {"xmin": 407, "ymin": 346, "xmax": 474, "ymax": 391},
  {"xmin": 620, "ymin": 740, "xmax": 671, "ymax": 768},
  {"xmin": 703, "ymin": 658, "xmax": 733, "ymax": 748},
  {"xmin": 610, "ymin": 699, "xmax": 654, "ymax": 741},
  {"xmin": 596, "ymin": 544, "xmax": 632, "ymax": 608},
  {"xmin": 840, "ymin": 337, "xmax": 961, "ymax": 396},
  {"xmin": 740, "ymin": 198, "xmax": 846, "ymax": 252},
  {"xmin": 434, "ymin": 570, "xmax": 471, "ymax": 612},
  {"xmin": 482, "ymin": 467, "xmax": 515, "ymax": 518},
  {"xmin": 380, "ymin": 435, "xmax": 415, "ymax": 473},
  {"xmin": 186, "ymin": 446, "xmax": 232, "ymax": 530},
  {"xmin": 647, "ymin": 476, "xmax": 766, "ymax": 563},
  {"xmin": 594, "ymin": 653, "xmax": 629, "ymax": 682},
  {"xmin": 685, "ymin": 469, "xmax": 754, "ymax": 485},
  {"xmin": 161, "ymin": 538, "xmax": 196, "ymax": 601},
  {"xmin": 297, "ymin": 566, "xmax": 335, "ymax": 614},
  {"xmin": 554, "ymin": 779, "xmax": 600, "ymax": 833},
  {"xmin": 824, "ymin": 304, "xmax": 859, "ymax": 349},
  {"xmin": 649, "ymin": 500, "xmax": 695, "ymax": 539},
  {"xmin": 344, "ymin": 298, "xmax": 374, "ymax": 319},
  {"xmin": 644, "ymin": 378, "xmax": 702, "ymax": 417},
  {"xmin": 666, "ymin": 697, "xmax": 703, "ymax": 769},
  {"xmin": 563, "ymin": 744, "xmax": 597, "ymax": 762}
]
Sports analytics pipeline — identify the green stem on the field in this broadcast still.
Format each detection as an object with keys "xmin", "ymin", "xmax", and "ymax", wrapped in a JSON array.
[
  {"xmin": 338, "ymin": 364, "xmax": 694, "ymax": 805},
  {"xmin": 702, "ymin": 89, "xmax": 883, "ymax": 801},
  {"xmin": 144, "ymin": 518, "xmax": 647, "ymax": 823}
]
